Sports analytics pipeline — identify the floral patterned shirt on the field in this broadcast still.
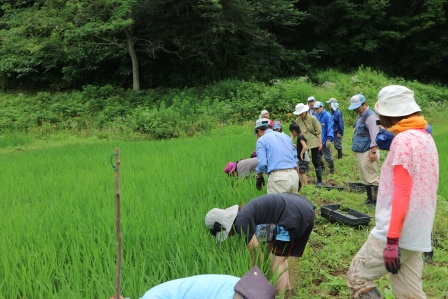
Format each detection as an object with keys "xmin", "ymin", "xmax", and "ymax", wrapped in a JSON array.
[{"xmin": 371, "ymin": 129, "xmax": 439, "ymax": 251}]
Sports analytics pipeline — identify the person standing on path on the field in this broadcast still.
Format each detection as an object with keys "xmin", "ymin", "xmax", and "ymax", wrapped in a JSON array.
[
  {"xmin": 347, "ymin": 85, "xmax": 439, "ymax": 299},
  {"xmin": 348, "ymin": 94, "xmax": 380, "ymax": 205},
  {"xmin": 254, "ymin": 118, "xmax": 299, "ymax": 194},
  {"xmin": 289, "ymin": 122, "xmax": 309, "ymax": 186},
  {"xmin": 314, "ymin": 101, "xmax": 335, "ymax": 173},
  {"xmin": 293, "ymin": 103, "xmax": 323, "ymax": 187},
  {"xmin": 307, "ymin": 96, "xmax": 318, "ymax": 116},
  {"xmin": 326, "ymin": 98, "xmax": 345, "ymax": 159}
]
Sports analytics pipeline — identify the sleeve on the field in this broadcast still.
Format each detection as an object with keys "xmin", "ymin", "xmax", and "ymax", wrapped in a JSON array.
[
  {"xmin": 326, "ymin": 114, "xmax": 334, "ymax": 141},
  {"xmin": 234, "ymin": 217, "xmax": 257, "ymax": 244},
  {"xmin": 338, "ymin": 111, "xmax": 345, "ymax": 135},
  {"xmin": 366, "ymin": 114, "xmax": 379, "ymax": 147},
  {"xmin": 387, "ymin": 165, "xmax": 412, "ymax": 238},
  {"xmin": 313, "ymin": 117, "xmax": 322, "ymax": 134},
  {"xmin": 255, "ymin": 139, "xmax": 267, "ymax": 174}
]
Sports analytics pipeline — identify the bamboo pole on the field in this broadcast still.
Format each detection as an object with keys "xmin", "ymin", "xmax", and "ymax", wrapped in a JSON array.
[{"xmin": 114, "ymin": 148, "xmax": 122, "ymax": 299}]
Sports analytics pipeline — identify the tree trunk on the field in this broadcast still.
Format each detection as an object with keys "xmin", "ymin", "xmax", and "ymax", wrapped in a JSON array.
[{"xmin": 124, "ymin": 27, "xmax": 140, "ymax": 91}]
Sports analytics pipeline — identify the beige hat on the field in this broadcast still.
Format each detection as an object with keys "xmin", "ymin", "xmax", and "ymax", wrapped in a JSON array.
[
  {"xmin": 326, "ymin": 98, "xmax": 338, "ymax": 104},
  {"xmin": 205, "ymin": 205, "xmax": 238, "ymax": 242},
  {"xmin": 375, "ymin": 85, "xmax": 421, "ymax": 117},
  {"xmin": 293, "ymin": 103, "xmax": 309, "ymax": 115}
]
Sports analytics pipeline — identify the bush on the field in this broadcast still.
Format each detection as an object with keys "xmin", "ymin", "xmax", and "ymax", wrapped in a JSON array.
[{"xmin": 0, "ymin": 68, "xmax": 447, "ymax": 140}]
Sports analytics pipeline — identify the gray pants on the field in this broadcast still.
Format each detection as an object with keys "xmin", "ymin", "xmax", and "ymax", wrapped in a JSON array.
[
  {"xmin": 333, "ymin": 136, "xmax": 342, "ymax": 150},
  {"xmin": 320, "ymin": 144, "xmax": 334, "ymax": 163}
]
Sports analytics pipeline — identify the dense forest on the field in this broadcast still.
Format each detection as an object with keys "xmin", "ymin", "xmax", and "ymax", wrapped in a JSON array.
[{"xmin": 1, "ymin": 0, "xmax": 447, "ymax": 91}]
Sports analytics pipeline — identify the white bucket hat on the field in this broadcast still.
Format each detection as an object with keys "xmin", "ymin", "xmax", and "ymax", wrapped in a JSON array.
[
  {"xmin": 205, "ymin": 205, "xmax": 238, "ymax": 242},
  {"xmin": 375, "ymin": 85, "xmax": 421, "ymax": 117},
  {"xmin": 293, "ymin": 103, "xmax": 309, "ymax": 115}
]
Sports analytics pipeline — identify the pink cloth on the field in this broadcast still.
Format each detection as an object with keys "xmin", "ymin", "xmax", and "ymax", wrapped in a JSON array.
[{"xmin": 371, "ymin": 129, "xmax": 438, "ymax": 252}]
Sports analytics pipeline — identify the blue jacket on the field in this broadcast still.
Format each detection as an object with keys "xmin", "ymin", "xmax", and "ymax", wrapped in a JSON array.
[
  {"xmin": 316, "ymin": 109, "xmax": 334, "ymax": 143},
  {"xmin": 330, "ymin": 108, "xmax": 344, "ymax": 136}
]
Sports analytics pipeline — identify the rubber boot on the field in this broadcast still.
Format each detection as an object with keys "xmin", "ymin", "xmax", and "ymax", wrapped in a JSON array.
[
  {"xmin": 337, "ymin": 149, "xmax": 343, "ymax": 159},
  {"xmin": 318, "ymin": 155, "xmax": 325, "ymax": 170},
  {"xmin": 424, "ymin": 251, "xmax": 433, "ymax": 263},
  {"xmin": 360, "ymin": 287, "xmax": 382, "ymax": 299},
  {"xmin": 371, "ymin": 185, "xmax": 378, "ymax": 206},
  {"xmin": 364, "ymin": 185, "xmax": 373, "ymax": 205},
  {"xmin": 315, "ymin": 167, "xmax": 323, "ymax": 187},
  {"xmin": 329, "ymin": 160, "xmax": 335, "ymax": 174}
]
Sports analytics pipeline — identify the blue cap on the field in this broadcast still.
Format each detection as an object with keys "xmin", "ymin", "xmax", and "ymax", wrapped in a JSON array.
[
  {"xmin": 314, "ymin": 101, "xmax": 324, "ymax": 109},
  {"xmin": 273, "ymin": 121, "xmax": 281, "ymax": 130},
  {"xmin": 348, "ymin": 94, "xmax": 366, "ymax": 110}
]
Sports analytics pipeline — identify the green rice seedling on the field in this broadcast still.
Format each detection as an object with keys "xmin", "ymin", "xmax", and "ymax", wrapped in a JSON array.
[{"xmin": 1, "ymin": 123, "xmax": 447, "ymax": 299}]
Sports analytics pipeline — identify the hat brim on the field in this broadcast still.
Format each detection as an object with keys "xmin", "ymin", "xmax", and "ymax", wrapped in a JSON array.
[
  {"xmin": 348, "ymin": 102, "xmax": 362, "ymax": 110},
  {"xmin": 374, "ymin": 101, "xmax": 421, "ymax": 117},
  {"xmin": 293, "ymin": 107, "xmax": 309, "ymax": 115},
  {"xmin": 216, "ymin": 205, "xmax": 238, "ymax": 242}
]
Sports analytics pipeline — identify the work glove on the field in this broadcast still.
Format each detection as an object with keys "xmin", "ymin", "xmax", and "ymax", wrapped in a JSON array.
[
  {"xmin": 384, "ymin": 237, "xmax": 401, "ymax": 274},
  {"xmin": 325, "ymin": 139, "xmax": 331, "ymax": 147},
  {"xmin": 256, "ymin": 176, "xmax": 265, "ymax": 190}
]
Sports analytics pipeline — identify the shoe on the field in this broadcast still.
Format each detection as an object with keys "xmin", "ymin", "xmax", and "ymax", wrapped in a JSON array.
[
  {"xmin": 316, "ymin": 182, "xmax": 322, "ymax": 187},
  {"xmin": 360, "ymin": 287, "xmax": 382, "ymax": 299}
]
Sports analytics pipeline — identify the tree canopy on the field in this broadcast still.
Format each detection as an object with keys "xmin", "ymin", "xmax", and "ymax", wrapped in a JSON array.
[{"xmin": 0, "ymin": 0, "xmax": 447, "ymax": 91}]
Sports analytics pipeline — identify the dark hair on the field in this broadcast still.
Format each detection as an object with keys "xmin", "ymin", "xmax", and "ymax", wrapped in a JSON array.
[
  {"xmin": 254, "ymin": 125, "xmax": 272, "ymax": 134},
  {"xmin": 379, "ymin": 112, "xmax": 421, "ymax": 129},
  {"xmin": 289, "ymin": 122, "xmax": 302, "ymax": 135}
]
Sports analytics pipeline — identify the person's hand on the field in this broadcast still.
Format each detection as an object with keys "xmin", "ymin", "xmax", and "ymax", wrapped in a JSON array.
[
  {"xmin": 256, "ymin": 175, "xmax": 265, "ymax": 190},
  {"xmin": 318, "ymin": 142, "xmax": 323, "ymax": 151},
  {"xmin": 369, "ymin": 152, "xmax": 378, "ymax": 162},
  {"xmin": 336, "ymin": 133, "xmax": 341, "ymax": 138},
  {"xmin": 325, "ymin": 139, "xmax": 331, "ymax": 147},
  {"xmin": 384, "ymin": 237, "xmax": 401, "ymax": 274}
]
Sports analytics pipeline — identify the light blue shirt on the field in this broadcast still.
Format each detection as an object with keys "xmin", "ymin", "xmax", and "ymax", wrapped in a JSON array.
[
  {"xmin": 140, "ymin": 275, "xmax": 240, "ymax": 299},
  {"xmin": 256, "ymin": 129, "xmax": 298, "ymax": 174}
]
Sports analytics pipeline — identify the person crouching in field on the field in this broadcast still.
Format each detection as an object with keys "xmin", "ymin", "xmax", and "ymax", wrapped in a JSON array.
[
  {"xmin": 346, "ymin": 85, "xmax": 439, "ymax": 299},
  {"xmin": 224, "ymin": 158, "xmax": 257, "ymax": 179},
  {"xmin": 205, "ymin": 193, "xmax": 315, "ymax": 298},
  {"xmin": 110, "ymin": 275, "xmax": 242, "ymax": 299}
]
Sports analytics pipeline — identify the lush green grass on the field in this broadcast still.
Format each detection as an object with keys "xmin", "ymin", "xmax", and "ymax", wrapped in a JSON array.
[{"xmin": 1, "ymin": 121, "xmax": 447, "ymax": 299}]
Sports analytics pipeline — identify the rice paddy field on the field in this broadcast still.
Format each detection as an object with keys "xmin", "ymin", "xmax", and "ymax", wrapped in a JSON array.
[{"xmin": 1, "ymin": 123, "xmax": 447, "ymax": 299}]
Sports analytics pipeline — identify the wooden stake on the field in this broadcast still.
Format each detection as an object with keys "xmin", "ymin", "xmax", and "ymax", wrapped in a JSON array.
[{"xmin": 114, "ymin": 148, "xmax": 122, "ymax": 299}]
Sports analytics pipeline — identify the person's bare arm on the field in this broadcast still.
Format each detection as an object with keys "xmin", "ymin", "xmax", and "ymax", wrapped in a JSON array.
[{"xmin": 247, "ymin": 234, "xmax": 263, "ymax": 266}]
